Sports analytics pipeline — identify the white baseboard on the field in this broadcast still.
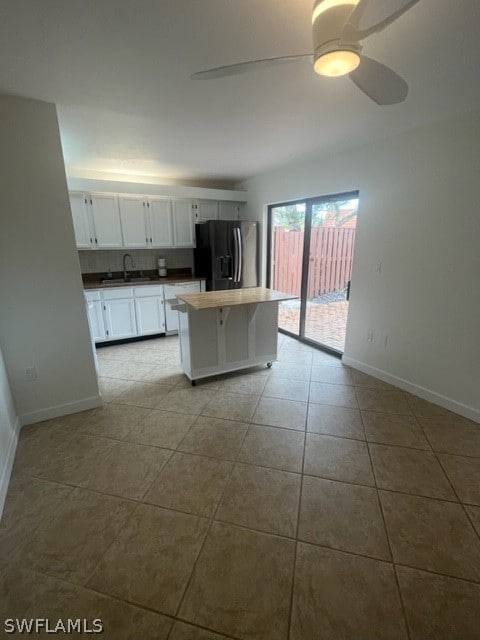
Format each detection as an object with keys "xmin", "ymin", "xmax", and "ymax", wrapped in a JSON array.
[
  {"xmin": 341, "ymin": 356, "xmax": 480, "ymax": 424},
  {"xmin": 20, "ymin": 394, "xmax": 103, "ymax": 426},
  {"xmin": 0, "ymin": 416, "xmax": 21, "ymax": 519}
]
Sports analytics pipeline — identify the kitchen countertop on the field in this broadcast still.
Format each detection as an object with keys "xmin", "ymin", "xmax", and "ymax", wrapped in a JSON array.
[
  {"xmin": 83, "ymin": 275, "xmax": 204, "ymax": 290},
  {"xmin": 176, "ymin": 287, "xmax": 297, "ymax": 310}
]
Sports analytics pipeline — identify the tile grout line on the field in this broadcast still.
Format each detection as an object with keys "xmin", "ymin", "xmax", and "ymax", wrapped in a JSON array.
[
  {"xmin": 23, "ymin": 465, "xmax": 480, "ymax": 575},
  {"xmin": 21, "ymin": 565, "xmax": 243, "ymax": 640},
  {"xmin": 80, "ymin": 500, "xmax": 144, "ymax": 591},
  {"xmin": 170, "ymin": 411, "xmax": 252, "ymax": 625},
  {"xmin": 356, "ymin": 384, "xmax": 413, "ymax": 640},
  {"xmin": 414, "ymin": 411, "xmax": 480, "ymax": 546},
  {"xmin": 286, "ymin": 355, "xmax": 311, "ymax": 640}
]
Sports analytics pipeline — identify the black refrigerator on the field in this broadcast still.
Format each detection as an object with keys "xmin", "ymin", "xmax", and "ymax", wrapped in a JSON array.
[{"xmin": 194, "ymin": 220, "xmax": 259, "ymax": 291}]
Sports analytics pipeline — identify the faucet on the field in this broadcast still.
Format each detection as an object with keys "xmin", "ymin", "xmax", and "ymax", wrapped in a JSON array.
[{"xmin": 123, "ymin": 253, "xmax": 135, "ymax": 279}]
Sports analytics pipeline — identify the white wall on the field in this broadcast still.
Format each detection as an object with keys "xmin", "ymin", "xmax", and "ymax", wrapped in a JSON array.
[
  {"xmin": 67, "ymin": 176, "xmax": 247, "ymax": 202},
  {"xmin": 243, "ymin": 109, "xmax": 480, "ymax": 421},
  {"xmin": 0, "ymin": 94, "xmax": 101, "ymax": 425},
  {"xmin": 0, "ymin": 345, "xmax": 20, "ymax": 517}
]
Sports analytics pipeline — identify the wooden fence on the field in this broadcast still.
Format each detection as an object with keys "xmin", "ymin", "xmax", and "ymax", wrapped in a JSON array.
[{"xmin": 273, "ymin": 226, "xmax": 356, "ymax": 298}]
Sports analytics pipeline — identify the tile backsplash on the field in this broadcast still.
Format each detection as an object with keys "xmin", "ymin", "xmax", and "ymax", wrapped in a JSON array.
[{"xmin": 78, "ymin": 249, "xmax": 193, "ymax": 274}]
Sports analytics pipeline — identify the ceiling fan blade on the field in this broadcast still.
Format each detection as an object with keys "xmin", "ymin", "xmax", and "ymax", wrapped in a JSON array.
[
  {"xmin": 191, "ymin": 54, "xmax": 313, "ymax": 80},
  {"xmin": 349, "ymin": 55, "xmax": 408, "ymax": 105},
  {"xmin": 342, "ymin": 0, "xmax": 420, "ymax": 42}
]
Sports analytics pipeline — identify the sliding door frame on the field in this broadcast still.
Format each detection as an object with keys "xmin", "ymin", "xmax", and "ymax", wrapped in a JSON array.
[{"xmin": 267, "ymin": 190, "xmax": 359, "ymax": 357}]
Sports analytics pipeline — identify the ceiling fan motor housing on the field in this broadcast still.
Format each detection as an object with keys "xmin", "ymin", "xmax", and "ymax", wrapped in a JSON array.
[{"xmin": 312, "ymin": 0, "xmax": 360, "ymax": 63}]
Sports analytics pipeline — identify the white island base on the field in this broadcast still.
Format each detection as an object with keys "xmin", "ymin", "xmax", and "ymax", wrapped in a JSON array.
[{"xmin": 175, "ymin": 288, "xmax": 297, "ymax": 384}]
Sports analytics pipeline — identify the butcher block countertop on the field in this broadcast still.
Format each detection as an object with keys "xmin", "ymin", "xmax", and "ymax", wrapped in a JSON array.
[{"xmin": 176, "ymin": 287, "xmax": 298, "ymax": 310}]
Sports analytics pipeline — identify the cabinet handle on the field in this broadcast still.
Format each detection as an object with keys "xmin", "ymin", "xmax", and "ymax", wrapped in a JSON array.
[
  {"xmin": 95, "ymin": 238, "xmax": 98, "ymax": 244},
  {"xmin": 150, "ymin": 238, "xmax": 153, "ymax": 243},
  {"xmin": 146, "ymin": 238, "xmax": 148, "ymax": 243}
]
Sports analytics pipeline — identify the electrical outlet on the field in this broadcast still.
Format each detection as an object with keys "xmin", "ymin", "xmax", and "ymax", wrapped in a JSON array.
[
  {"xmin": 375, "ymin": 260, "xmax": 382, "ymax": 274},
  {"xmin": 367, "ymin": 330, "xmax": 375, "ymax": 343},
  {"xmin": 25, "ymin": 367, "xmax": 37, "ymax": 381}
]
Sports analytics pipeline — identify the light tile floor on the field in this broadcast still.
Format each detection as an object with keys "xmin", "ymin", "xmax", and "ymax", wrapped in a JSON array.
[{"xmin": 2, "ymin": 334, "xmax": 480, "ymax": 639}]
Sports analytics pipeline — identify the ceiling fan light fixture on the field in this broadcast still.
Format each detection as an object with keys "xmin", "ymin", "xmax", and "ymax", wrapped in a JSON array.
[
  {"xmin": 314, "ymin": 50, "xmax": 360, "ymax": 77},
  {"xmin": 312, "ymin": 0, "xmax": 359, "ymax": 25}
]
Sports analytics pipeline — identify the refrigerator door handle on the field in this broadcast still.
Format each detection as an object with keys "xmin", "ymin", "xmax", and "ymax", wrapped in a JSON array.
[
  {"xmin": 237, "ymin": 227, "xmax": 243, "ymax": 285},
  {"xmin": 232, "ymin": 227, "xmax": 239, "ymax": 283}
]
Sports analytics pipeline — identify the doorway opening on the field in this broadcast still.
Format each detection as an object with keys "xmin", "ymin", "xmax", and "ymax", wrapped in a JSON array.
[{"xmin": 268, "ymin": 191, "xmax": 359, "ymax": 354}]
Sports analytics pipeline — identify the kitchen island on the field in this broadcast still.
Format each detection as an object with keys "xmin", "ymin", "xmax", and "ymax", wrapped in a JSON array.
[{"xmin": 175, "ymin": 287, "xmax": 297, "ymax": 384}]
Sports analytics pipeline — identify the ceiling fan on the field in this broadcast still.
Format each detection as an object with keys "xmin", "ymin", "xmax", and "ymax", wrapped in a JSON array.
[{"xmin": 191, "ymin": 0, "xmax": 420, "ymax": 105}]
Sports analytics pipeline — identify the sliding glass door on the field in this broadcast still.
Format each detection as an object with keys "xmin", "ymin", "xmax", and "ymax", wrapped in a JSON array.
[
  {"xmin": 269, "ymin": 192, "xmax": 358, "ymax": 354},
  {"xmin": 271, "ymin": 202, "xmax": 306, "ymax": 336}
]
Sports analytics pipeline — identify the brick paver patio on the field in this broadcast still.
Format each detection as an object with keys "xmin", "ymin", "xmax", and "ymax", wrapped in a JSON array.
[{"xmin": 279, "ymin": 301, "xmax": 349, "ymax": 352}]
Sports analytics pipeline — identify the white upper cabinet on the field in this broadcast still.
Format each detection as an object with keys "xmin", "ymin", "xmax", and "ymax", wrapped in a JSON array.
[
  {"xmin": 195, "ymin": 200, "xmax": 219, "ymax": 223},
  {"xmin": 172, "ymin": 199, "xmax": 195, "ymax": 247},
  {"xmin": 71, "ymin": 191, "xmax": 244, "ymax": 250},
  {"xmin": 148, "ymin": 198, "xmax": 174, "ymax": 247},
  {"xmin": 118, "ymin": 196, "xmax": 149, "ymax": 248},
  {"xmin": 219, "ymin": 201, "xmax": 242, "ymax": 221},
  {"xmin": 90, "ymin": 194, "xmax": 123, "ymax": 248},
  {"xmin": 69, "ymin": 192, "xmax": 93, "ymax": 249}
]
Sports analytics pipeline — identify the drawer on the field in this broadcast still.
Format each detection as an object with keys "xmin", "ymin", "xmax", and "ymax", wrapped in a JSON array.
[
  {"xmin": 102, "ymin": 287, "xmax": 134, "ymax": 300},
  {"xmin": 134, "ymin": 285, "xmax": 164, "ymax": 298},
  {"xmin": 85, "ymin": 290, "xmax": 101, "ymax": 302}
]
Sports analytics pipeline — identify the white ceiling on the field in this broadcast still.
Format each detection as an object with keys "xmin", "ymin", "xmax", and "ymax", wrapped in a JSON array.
[{"xmin": 1, "ymin": 0, "xmax": 480, "ymax": 186}]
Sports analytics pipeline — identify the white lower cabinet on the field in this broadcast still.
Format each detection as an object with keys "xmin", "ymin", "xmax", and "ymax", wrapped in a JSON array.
[
  {"xmin": 103, "ymin": 289, "xmax": 137, "ymax": 340},
  {"xmin": 134, "ymin": 286, "xmax": 165, "ymax": 335},
  {"xmin": 85, "ymin": 291, "xmax": 106, "ymax": 342},
  {"xmin": 86, "ymin": 281, "xmax": 204, "ymax": 342},
  {"xmin": 163, "ymin": 282, "xmax": 202, "ymax": 333}
]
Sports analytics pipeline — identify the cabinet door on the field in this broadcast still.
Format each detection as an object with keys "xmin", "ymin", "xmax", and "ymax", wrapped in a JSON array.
[
  {"xmin": 119, "ymin": 196, "xmax": 148, "ymax": 248},
  {"xmin": 148, "ymin": 198, "xmax": 174, "ymax": 247},
  {"xmin": 195, "ymin": 200, "xmax": 219, "ymax": 223},
  {"xmin": 164, "ymin": 300, "xmax": 179, "ymax": 333},
  {"xmin": 104, "ymin": 298, "xmax": 137, "ymax": 339},
  {"xmin": 70, "ymin": 192, "xmax": 93, "ymax": 249},
  {"xmin": 90, "ymin": 194, "xmax": 123, "ymax": 248},
  {"xmin": 219, "ymin": 305, "xmax": 249, "ymax": 364},
  {"xmin": 87, "ymin": 299, "xmax": 106, "ymax": 342},
  {"xmin": 172, "ymin": 199, "xmax": 195, "ymax": 247},
  {"xmin": 164, "ymin": 282, "xmax": 201, "ymax": 333},
  {"xmin": 135, "ymin": 297, "xmax": 165, "ymax": 335},
  {"xmin": 219, "ymin": 201, "xmax": 240, "ymax": 221}
]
